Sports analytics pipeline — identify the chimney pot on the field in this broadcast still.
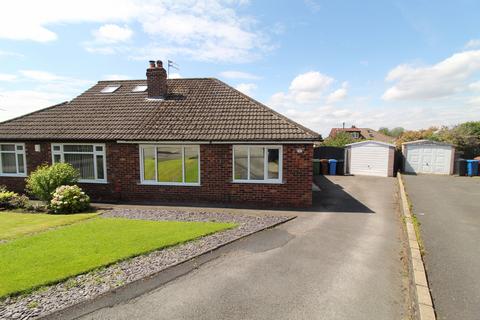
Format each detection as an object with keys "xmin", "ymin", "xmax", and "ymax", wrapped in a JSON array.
[{"xmin": 146, "ymin": 60, "xmax": 167, "ymax": 98}]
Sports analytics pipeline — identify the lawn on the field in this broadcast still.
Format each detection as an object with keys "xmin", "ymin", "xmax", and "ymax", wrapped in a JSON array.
[
  {"xmin": 144, "ymin": 158, "xmax": 199, "ymax": 182},
  {"xmin": 0, "ymin": 212, "xmax": 98, "ymax": 240},
  {"xmin": 0, "ymin": 217, "xmax": 235, "ymax": 297}
]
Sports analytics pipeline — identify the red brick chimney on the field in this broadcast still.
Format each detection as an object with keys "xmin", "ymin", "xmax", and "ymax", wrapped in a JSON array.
[{"xmin": 146, "ymin": 60, "xmax": 167, "ymax": 99}]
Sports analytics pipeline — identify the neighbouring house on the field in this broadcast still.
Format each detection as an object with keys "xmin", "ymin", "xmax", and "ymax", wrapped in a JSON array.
[
  {"xmin": 329, "ymin": 126, "xmax": 395, "ymax": 143},
  {"xmin": 402, "ymin": 140, "xmax": 455, "ymax": 175},
  {"xmin": 0, "ymin": 61, "xmax": 320, "ymax": 207}
]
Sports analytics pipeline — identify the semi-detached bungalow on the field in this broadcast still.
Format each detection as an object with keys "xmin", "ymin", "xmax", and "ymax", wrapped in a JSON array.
[{"xmin": 0, "ymin": 61, "xmax": 320, "ymax": 207}]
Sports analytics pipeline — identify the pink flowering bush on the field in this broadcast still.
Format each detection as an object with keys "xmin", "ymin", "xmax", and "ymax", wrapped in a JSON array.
[{"xmin": 49, "ymin": 185, "xmax": 90, "ymax": 214}]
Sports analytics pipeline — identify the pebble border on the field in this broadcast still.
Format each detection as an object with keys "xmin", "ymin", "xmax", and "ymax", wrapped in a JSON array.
[
  {"xmin": 0, "ymin": 209, "xmax": 292, "ymax": 320},
  {"xmin": 398, "ymin": 173, "xmax": 436, "ymax": 320}
]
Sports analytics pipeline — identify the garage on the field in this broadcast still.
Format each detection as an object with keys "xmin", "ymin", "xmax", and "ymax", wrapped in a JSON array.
[
  {"xmin": 402, "ymin": 140, "xmax": 455, "ymax": 175},
  {"xmin": 345, "ymin": 141, "xmax": 395, "ymax": 177}
]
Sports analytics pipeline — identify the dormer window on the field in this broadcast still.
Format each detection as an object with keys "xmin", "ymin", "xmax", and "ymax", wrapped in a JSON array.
[
  {"xmin": 100, "ymin": 85, "xmax": 120, "ymax": 93},
  {"xmin": 351, "ymin": 132, "xmax": 360, "ymax": 139},
  {"xmin": 132, "ymin": 85, "xmax": 148, "ymax": 92}
]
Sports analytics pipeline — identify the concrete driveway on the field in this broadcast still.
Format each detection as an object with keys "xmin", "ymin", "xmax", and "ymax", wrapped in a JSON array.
[
  {"xmin": 82, "ymin": 176, "xmax": 407, "ymax": 320},
  {"xmin": 403, "ymin": 175, "xmax": 480, "ymax": 320}
]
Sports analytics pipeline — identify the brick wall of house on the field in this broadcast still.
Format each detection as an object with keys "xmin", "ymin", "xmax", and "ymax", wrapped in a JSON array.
[{"xmin": 0, "ymin": 142, "xmax": 313, "ymax": 208}]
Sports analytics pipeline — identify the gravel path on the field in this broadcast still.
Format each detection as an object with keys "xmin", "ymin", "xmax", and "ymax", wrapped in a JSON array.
[{"xmin": 0, "ymin": 209, "xmax": 292, "ymax": 320}]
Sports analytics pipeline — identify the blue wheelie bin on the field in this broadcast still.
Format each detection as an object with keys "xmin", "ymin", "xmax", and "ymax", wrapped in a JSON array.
[
  {"xmin": 328, "ymin": 159, "xmax": 338, "ymax": 175},
  {"xmin": 466, "ymin": 160, "xmax": 479, "ymax": 176}
]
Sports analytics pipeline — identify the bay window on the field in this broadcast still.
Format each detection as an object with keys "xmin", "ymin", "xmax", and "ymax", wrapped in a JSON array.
[
  {"xmin": 52, "ymin": 144, "xmax": 106, "ymax": 183},
  {"xmin": 0, "ymin": 143, "xmax": 26, "ymax": 176},
  {"xmin": 233, "ymin": 145, "xmax": 282, "ymax": 183},
  {"xmin": 140, "ymin": 145, "xmax": 200, "ymax": 185}
]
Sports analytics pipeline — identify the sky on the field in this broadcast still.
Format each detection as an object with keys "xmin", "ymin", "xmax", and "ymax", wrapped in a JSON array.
[{"xmin": 0, "ymin": 0, "xmax": 479, "ymax": 137}]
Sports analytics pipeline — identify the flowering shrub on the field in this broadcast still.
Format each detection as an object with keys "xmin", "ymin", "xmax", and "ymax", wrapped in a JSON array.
[
  {"xmin": 0, "ymin": 185, "xmax": 29, "ymax": 209},
  {"xmin": 49, "ymin": 185, "xmax": 90, "ymax": 214},
  {"xmin": 26, "ymin": 163, "xmax": 79, "ymax": 202}
]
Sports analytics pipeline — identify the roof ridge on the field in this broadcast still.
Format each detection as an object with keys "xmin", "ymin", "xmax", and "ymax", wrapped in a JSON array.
[
  {"xmin": 0, "ymin": 101, "xmax": 69, "ymax": 125},
  {"xmin": 211, "ymin": 78, "xmax": 321, "ymax": 140},
  {"xmin": 97, "ymin": 77, "xmax": 216, "ymax": 83}
]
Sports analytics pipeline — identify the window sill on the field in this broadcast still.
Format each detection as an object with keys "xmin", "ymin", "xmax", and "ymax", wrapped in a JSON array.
[
  {"xmin": 0, "ymin": 174, "xmax": 27, "ymax": 178},
  {"xmin": 78, "ymin": 180, "xmax": 109, "ymax": 184},
  {"xmin": 139, "ymin": 181, "xmax": 201, "ymax": 187},
  {"xmin": 231, "ymin": 180, "xmax": 284, "ymax": 185}
]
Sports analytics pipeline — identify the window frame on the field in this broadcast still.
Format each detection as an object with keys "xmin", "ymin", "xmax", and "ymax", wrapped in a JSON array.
[
  {"xmin": 232, "ymin": 145, "xmax": 283, "ymax": 184},
  {"xmin": 139, "ymin": 144, "xmax": 201, "ymax": 186},
  {"xmin": 100, "ymin": 85, "xmax": 120, "ymax": 93},
  {"xmin": 0, "ymin": 142, "xmax": 27, "ymax": 177},
  {"xmin": 51, "ymin": 143, "xmax": 107, "ymax": 183}
]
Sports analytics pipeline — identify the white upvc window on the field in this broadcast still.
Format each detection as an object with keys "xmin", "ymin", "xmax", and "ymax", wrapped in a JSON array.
[
  {"xmin": 139, "ymin": 145, "xmax": 200, "ymax": 186},
  {"xmin": 51, "ymin": 143, "xmax": 107, "ymax": 183},
  {"xmin": 0, "ymin": 143, "xmax": 26, "ymax": 177},
  {"xmin": 233, "ymin": 145, "xmax": 282, "ymax": 184}
]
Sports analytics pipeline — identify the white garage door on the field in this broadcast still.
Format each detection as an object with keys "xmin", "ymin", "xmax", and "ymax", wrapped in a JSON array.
[
  {"xmin": 350, "ymin": 143, "xmax": 390, "ymax": 177},
  {"xmin": 405, "ymin": 145, "xmax": 452, "ymax": 174}
]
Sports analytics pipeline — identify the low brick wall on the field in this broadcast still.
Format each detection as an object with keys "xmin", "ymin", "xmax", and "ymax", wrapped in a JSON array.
[{"xmin": 0, "ymin": 141, "xmax": 313, "ymax": 208}]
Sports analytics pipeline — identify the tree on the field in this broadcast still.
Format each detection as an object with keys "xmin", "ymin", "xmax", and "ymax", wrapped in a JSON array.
[
  {"xmin": 437, "ymin": 121, "xmax": 480, "ymax": 158},
  {"xmin": 322, "ymin": 131, "xmax": 356, "ymax": 147},
  {"xmin": 378, "ymin": 127, "xmax": 405, "ymax": 137},
  {"xmin": 395, "ymin": 127, "xmax": 439, "ymax": 148}
]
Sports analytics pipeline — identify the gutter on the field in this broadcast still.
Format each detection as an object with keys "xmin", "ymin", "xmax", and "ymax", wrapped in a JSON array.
[{"xmin": 116, "ymin": 140, "xmax": 318, "ymax": 144}]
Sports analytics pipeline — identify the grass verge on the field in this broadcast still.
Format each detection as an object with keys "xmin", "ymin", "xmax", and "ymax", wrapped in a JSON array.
[
  {"xmin": 0, "ymin": 212, "xmax": 99, "ymax": 240},
  {"xmin": 0, "ymin": 217, "xmax": 235, "ymax": 297},
  {"xmin": 401, "ymin": 175, "xmax": 425, "ymax": 256}
]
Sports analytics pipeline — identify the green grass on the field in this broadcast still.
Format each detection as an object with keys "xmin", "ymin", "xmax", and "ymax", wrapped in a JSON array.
[
  {"xmin": 144, "ymin": 158, "xmax": 199, "ymax": 182},
  {"xmin": 401, "ymin": 175, "xmax": 425, "ymax": 256},
  {"xmin": 0, "ymin": 212, "xmax": 98, "ymax": 240},
  {"xmin": 0, "ymin": 217, "xmax": 235, "ymax": 297}
]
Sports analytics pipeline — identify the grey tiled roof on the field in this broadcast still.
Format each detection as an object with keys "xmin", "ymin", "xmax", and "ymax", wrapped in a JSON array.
[
  {"xmin": 329, "ymin": 127, "xmax": 395, "ymax": 143},
  {"xmin": 0, "ymin": 78, "xmax": 320, "ymax": 142}
]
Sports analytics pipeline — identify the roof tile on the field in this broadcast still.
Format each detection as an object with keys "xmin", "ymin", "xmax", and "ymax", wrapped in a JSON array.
[{"xmin": 0, "ymin": 78, "xmax": 320, "ymax": 142}]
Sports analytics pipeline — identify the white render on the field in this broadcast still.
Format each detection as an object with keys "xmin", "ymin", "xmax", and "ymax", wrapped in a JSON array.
[
  {"xmin": 346, "ymin": 141, "xmax": 395, "ymax": 177},
  {"xmin": 403, "ymin": 140, "xmax": 454, "ymax": 175}
]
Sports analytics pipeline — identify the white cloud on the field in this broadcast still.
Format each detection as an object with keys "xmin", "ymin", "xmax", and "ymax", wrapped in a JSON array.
[
  {"xmin": 0, "ymin": 73, "xmax": 17, "ymax": 82},
  {"xmin": 465, "ymin": 39, "xmax": 480, "ymax": 49},
  {"xmin": 275, "ymin": 102, "xmax": 480, "ymax": 137},
  {"xmin": 85, "ymin": 46, "xmax": 117, "ymax": 55},
  {"xmin": 0, "ymin": 0, "xmax": 269, "ymax": 63},
  {"xmin": 0, "ymin": 50, "xmax": 24, "ymax": 58},
  {"xmin": 168, "ymin": 72, "xmax": 182, "ymax": 79},
  {"xmin": 235, "ymin": 83, "xmax": 257, "ymax": 95},
  {"xmin": 219, "ymin": 71, "xmax": 260, "ymax": 80},
  {"xmin": 304, "ymin": 0, "xmax": 321, "ymax": 12},
  {"xmin": 19, "ymin": 70, "xmax": 62, "ymax": 82},
  {"xmin": 0, "ymin": 70, "xmax": 92, "ymax": 122},
  {"xmin": 469, "ymin": 81, "xmax": 480, "ymax": 92},
  {"xmin": 382, "ymin": 50, "xmax": 480, "ymax": 101},
  {"xmin": 266, "ymin": 71, "xmax": 479, "ymax": 137},
  {"xmin": 92, "ymin": 24, "xmax": 133, "ymax": 43},
  {"xmin": 0, "ymin": 90, "xmax": 69, "ymax": 120},
  {"xmin": 289, "ymin": 71, "xmax": 333, "ymax": 93},
  {"xmin": 326, "ymin": 82, "xmax": 348, "ymax": 104},
  {"xmin": 269, "ymin": 71, "xmax": 342, "ymax": 107}
]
